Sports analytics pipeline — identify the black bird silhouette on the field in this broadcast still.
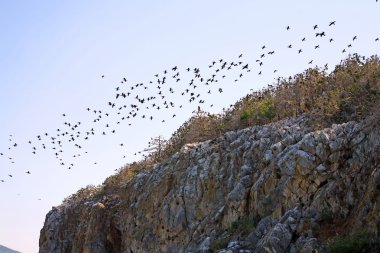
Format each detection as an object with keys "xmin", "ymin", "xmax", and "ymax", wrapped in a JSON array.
[
  {"xmin": 313, "ymin": 25, "xmax": 318, "ymax": 30},
  {"xmin": 286, "ymin": 25, "xmax": 290, "ymax": 30},
  {"xmin": 316, "ymin": 32, "xmax": 325, "ymax": 37},
  {"xmin": 26, "ymin": 171, "xmax": 31, "ymax": 174},
  {"xmin": 101, "ymin": 75, "xmax": 104, "ymax": 78},
  {"xmin": 329, "ymin": 21, "xmax": 336, "ymax": 26},
  {"xmin": 353, "ymin": 36, "xmax": 357, "ymax": 41}
]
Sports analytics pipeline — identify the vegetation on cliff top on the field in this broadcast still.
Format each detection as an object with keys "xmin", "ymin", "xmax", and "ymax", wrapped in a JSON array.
[
  {"xmin": 101, "ymin": 54, "xmax": 380, "ymax": 190},
  {"xmin": 63, "ymin": 54, "xmax": 380, "ymax": 205}
]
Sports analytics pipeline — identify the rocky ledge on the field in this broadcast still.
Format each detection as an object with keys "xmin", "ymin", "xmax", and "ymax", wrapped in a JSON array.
[{"xmin": 39, "ymin": 115, "xmax": 380, "ymax": 253}]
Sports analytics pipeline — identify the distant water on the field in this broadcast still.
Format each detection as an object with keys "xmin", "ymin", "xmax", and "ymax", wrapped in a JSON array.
[{"xmin": 0, "ymin": 245, "xmax": 21, "ymax": 253}]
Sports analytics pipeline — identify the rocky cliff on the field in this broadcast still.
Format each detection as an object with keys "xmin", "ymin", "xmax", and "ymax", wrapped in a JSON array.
[{"xmin": 39, "ymin": 115, "xmax": 380, "ymax": 253}]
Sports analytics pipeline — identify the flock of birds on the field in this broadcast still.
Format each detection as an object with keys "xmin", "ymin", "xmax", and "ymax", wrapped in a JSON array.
[
  {"xmin": 0, "ymin": 52, "xmax": 252, "ymax": 182},
  {"xmin": 1, "ymin": 15, "xmax": 380, "ymax": 186}
]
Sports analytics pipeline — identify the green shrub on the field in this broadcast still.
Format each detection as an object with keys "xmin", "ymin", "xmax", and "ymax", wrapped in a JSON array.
[
  {"xmin": 240, "ymin": 108, "xmax": 254, "ymax": 120},
  {"xmin": 228, "ymin": 216, "xmax": 256, "ymax": 235},
  {"xmin": 320, "ymin": 205, "xmax": 333, "ymax": 223},
  {"xmin": 255, "ymin": 98, "xmax": 276, "ymax": 120},
  {"xmin": 240, "ymin": 98, "xmax": 276, "ymax": 122},
  {"xmin": 210, "ymin": 237, "xmax": 229, "ymax": 253},
  {"xmin": 328, "ymin": 231, "xmax": 376, "ymax": 253}
]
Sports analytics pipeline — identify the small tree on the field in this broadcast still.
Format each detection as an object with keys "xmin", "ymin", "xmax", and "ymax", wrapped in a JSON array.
[{"xmin": 143, "ymin": 135, "xmax": 168, "ymax": 162}]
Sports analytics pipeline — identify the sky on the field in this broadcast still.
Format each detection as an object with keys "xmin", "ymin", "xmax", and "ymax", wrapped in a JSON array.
[{"xmin": 0, "ymin": 1, "xmax": 379, "ymax": 252}]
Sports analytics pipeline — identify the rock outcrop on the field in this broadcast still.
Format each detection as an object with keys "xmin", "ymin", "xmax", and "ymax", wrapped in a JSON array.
[{"xmin": 39, "ymin": 115, "xmax": 380, "ymax": 253}]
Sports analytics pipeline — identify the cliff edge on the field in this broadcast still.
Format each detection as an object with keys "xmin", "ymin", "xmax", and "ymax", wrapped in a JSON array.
[{"xmin": 39, "ymin": 115, "xmax": 380, "ymax": 253}]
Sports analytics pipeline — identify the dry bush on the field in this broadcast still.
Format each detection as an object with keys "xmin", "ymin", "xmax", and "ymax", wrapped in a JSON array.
[
  {"xmin": 62, "ymin": 184, "xmax": 102, "ymax": 205},
  {"xmin": 102, "ymin": 160, "xmax": 151, "ymax": 193}
]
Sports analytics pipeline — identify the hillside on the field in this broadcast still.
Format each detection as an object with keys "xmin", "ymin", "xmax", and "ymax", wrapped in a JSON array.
[
  {"xmin": 0, "ymin": 245, "xmax": 21, "ymax": 253},
  {"xmin": 39, "ymin": 56, "xmax": 380, "ymax": 253}
]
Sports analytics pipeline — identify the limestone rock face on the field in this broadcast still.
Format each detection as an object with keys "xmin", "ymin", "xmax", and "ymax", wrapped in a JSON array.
[{"xmin": 39, "ymin": 116, "xmax": 380, "ymax": 253}]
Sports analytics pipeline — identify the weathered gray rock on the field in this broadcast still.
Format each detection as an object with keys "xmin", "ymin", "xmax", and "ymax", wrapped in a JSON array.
[{"xmin": 39, "ymin": 115, "xmax": 380, "ymax": 253}]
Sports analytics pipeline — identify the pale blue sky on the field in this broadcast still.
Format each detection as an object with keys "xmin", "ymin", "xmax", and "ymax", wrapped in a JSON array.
[{"xmin": 0, "ymin": 1, "xmax": 379, "ymax": 252}]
